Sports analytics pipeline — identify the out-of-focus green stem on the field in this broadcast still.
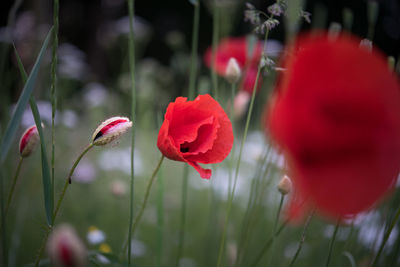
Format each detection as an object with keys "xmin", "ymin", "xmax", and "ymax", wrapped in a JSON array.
[
  {"xmin": 126, "ymin": 0, "xmax": 137, "ymax": 265},
  {"xmin": 325, "ymin": 219, "xmax": 340, "ymax": 267},
  {"xmin": 289, "ymin": 211, "xmax": 315, "ymax": 267},
  {"xmin": 4, "ymin": 157, "xmax": 23, "ymax": 217},
  {"xmin": 176, "ymin": 165, "xmax": 189, "ymax": 266},
  {"xmin": 211, "ymin": 3, "xmax": 220, "ymax": 99},
  {"xmin": 216, "ymin": 25, "xmax": 271, "ymax": 267},
  {"xmin": 50, "ymin": 0, "xmax": 59, "ymax": 213},
  {"xmin": 372, "ymin": 206, "xmax": 400, "ymax": 267},
  {"xmin": 188, "ymin": 0, "xmax": 200, "ymax": 101}
]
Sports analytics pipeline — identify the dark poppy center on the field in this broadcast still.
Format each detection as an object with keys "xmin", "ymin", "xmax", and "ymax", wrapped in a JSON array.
[{"xmin": 180, "ymin": 144, "xmax": 190, "ymax": 153}]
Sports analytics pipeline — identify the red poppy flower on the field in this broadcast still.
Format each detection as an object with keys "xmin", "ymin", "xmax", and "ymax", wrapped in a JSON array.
[
  {"xmin": 157, "ymin": 94, "xmax": 234, "ymax": 179},
  {"xmin": 267, "ymin": 33, "xmax": 400, "ymax": 219},
  {"xmin": 204, "ymin": 37, "xmax": 263, "ymax": 93}
]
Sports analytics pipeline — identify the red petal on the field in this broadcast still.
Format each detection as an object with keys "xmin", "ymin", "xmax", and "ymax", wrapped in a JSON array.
[
  {"xmin": 267, "ymin": 33, "xmax": 400, "ymax": 218},
  {"xmin": 187, "ymin": 161, "xmax": 212, "ymax": 179}
]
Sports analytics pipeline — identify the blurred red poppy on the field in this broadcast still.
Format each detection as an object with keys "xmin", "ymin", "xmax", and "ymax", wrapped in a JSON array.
[
  {"xmin": 267, "ymin": 33, "xmax": 400, "ymax": 219},
  {"xmin": 157, "ymin": 94, "xmax": 234, "ymax": 179},
  {"xmin": 204, "ymin": 37, "xmax": 263, "ymax": 94}
]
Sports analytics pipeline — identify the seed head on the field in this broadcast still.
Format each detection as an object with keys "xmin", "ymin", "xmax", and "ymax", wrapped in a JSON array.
[
  {"xmin": 19, "ymin": 125, "xmax": 40, "ymax": 157},
  {"xmin": 92, "ymin": 116, "xmax": 132, "ymax": 146}
]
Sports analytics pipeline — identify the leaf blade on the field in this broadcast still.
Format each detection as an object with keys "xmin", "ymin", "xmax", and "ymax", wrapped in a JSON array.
[{"xmin": 0, "ymin": 26, "xmax": 53, "ymax": 164}]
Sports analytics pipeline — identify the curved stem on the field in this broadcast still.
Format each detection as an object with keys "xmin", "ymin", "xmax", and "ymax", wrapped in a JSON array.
[
  {"xmin": 124, "ymin": 155, "xmax": 165, "ymax": 253},
  {"xmin": 34, "ymin": 143, "xmax": 94, "ymax": 266},
  {"xmin": 325, "ymin": 219, "xmax": 340, "ymax": 267},
  {"xmin": 216, "ymin": 25, "xmax": 271, "ymax": 267},
  {"xmin": 289, "ymin": 210, "xmax": 315, "ymax": 267},
  {"xmin": 371, "ymin": 206, "xmax": 400, "ymax": 267},
  {"xmin": 4, "ymin": 157, "xmax": 23, "ymax": 217}
]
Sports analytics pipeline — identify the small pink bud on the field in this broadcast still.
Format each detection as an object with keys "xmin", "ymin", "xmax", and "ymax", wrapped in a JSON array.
[
  {"xmin": 47, "ymin": 224, "xmax": 87, "ymax": 267},
  {"xmin": 19, "ymin": 125, "xmax": 40, "ymax": 157},
  {"xmin": 92, "ymin": 116, "xmax": 132, "ymax": 146},
  {"xmin": 278, "ymin": 175, "xmax": 292, "ymax": 195}
]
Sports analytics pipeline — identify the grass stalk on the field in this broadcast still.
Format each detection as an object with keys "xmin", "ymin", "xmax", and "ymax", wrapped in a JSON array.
[
  {"xmin": 126, "ymin": 0, "xmax": 136, "ymax": 265},
  {"xmin": 50, "ymin": 0, "xmax": 59, "ymax": 213},
  {"xmin": 4, "ymin": 157, "xmax": 23, "ymax": 217},
  {"xmin": 216, "ymin": 27, "xmax": 271, "ymax": 267},
  {"xmin": 289, "ymin": 211, "xmax": 315, "ymax": 267}
]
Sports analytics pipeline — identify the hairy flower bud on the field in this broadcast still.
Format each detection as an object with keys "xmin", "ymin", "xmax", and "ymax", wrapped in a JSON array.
[
  {"xmin": 47, "ymin": 224, "xmax": 87, "ymax": 267},
  {"xmin": 225, "ymin": 58, "xmax": 241, "ymax": 84},
  {"xmin": 19, "ymin": 125, "xmax": 40, "ymax": 157},
  {"xmin": 92, "ymin": 116, "xmax": 132, "ymax": 146},
  {"xmin": 278, "ymin": 175, "xmax": 292, "ymax": 195}
]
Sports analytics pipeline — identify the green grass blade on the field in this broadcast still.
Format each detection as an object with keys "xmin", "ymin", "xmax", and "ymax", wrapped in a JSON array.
[
  {"xmin": 29, "ymin": 98, "xmax": 53, "ymax": 225},
  {"xmin": 0, "ymin": 27, "xmax": 53, "ymax": 164},
  {"xmin": 13, "ymin": 40, "xmax": 54, "ymax": 226}
]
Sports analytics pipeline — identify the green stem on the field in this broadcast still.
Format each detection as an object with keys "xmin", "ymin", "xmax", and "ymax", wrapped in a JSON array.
[
  {"xmin": 372, "ymin": 206, "xmax": 400, "ymax": 267},
  {"xmin": 289, "ymin": 211, "xmax": 315, "ymax": 267},
  {"xmin": 325, "ymin": 219, "xmax": 340, "ymax": 267},
  {"xmin": 4, "ymin": 157, "xmax": 23, "ymax": 217},
  {"xmin": 176, "ymin": 165, "xmax": 189, "ymax": 266},
  {"xmin": 211, "ymin": 2, "xmax": 220, "ymax": 99},
  {"xmin": 34, "ymin": 143, "xmax": 94, "ymax": 266},
  {"xmin": 126, "ymin": 0, "xmax": 136, "ymax": 265},
  {"xmin": 156, "ymin": 163, "xmax": 164, "ymax": 267},
  {"xmin": 124, "ymin": 155, "xmax": 165, "ymax": 253},
  {"xmin": 274, "ymin": 195, "xmax": 285, "ymax": 233},
  {"xmin": 51, "ymin": 0, "xmax": 59, "ymax": 213},
  {"xmin": 188, "ymin": 0, "xmax": 200, "ymax": 101},
  {"xmin": 216, "ymin": 27, "xmax": 270, "ymax": 267},
  {"xmin": 250, "ymin": 219, "xmax": 289, "ymax": 267}
]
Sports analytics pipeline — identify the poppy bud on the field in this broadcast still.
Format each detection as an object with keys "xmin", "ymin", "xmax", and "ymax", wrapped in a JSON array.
[
  {"xmin": 92, "ymin": 116, "xmax": 132, "ymax": 146},
  {"xmin": 47, "ymin": 224, "xmax": 87, "ymax": 267},
  {"xmin": 277, "ymin": 175, "xmax": 292, "ymax": 195},
  {"xmin": 225, "ymin": 58, "xmax": 241, "ymax": 84},
  {"xmin": 19, "ymin": 125, "xmax": 40, "ymax": 157}
]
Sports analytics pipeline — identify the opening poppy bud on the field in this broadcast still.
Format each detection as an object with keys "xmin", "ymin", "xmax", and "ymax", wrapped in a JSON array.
[
  {"xmin": 278, "ymin": 175, "xmax": 292, "ymax": 195},
  {"xmin": 19, "ymin": 125, "xmax": 40, "ymax": 157},
  {"xmin": 92, "ymin": 116, "xmax": 132, "ymax": 146},
  {"xmin": 225, "ymin": 58, "xmax": 241, "ymax": 84},
  {"xmin": 47, "ymin": 224, "xmax": 87, "ymax": 267}
]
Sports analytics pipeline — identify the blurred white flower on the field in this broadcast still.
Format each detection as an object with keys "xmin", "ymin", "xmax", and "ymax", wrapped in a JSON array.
[
  {"xmin": 58, "ymin": 43, "xmax": 88, "ymax": 80},
  {"xmin": 130, "ymin": 239, "xmax": 146, "ymax": 257},
  {"xmin": 83, "ymin": 82, "xmax": 108, "ymax": 107},
  {"xmin": 87, "ymin": 226, "xmax": 106, "ymax": 245},
  {"xmin": 73, "ymin": 160, "xmax": 97, "ymax": 183},
  {"xmin": 61, "ymin": 110, "xmax": 78, "ymax": 128},
  {"xmin": 98, "ymin": 148, "xmax": 143, "ymax": 175}
]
